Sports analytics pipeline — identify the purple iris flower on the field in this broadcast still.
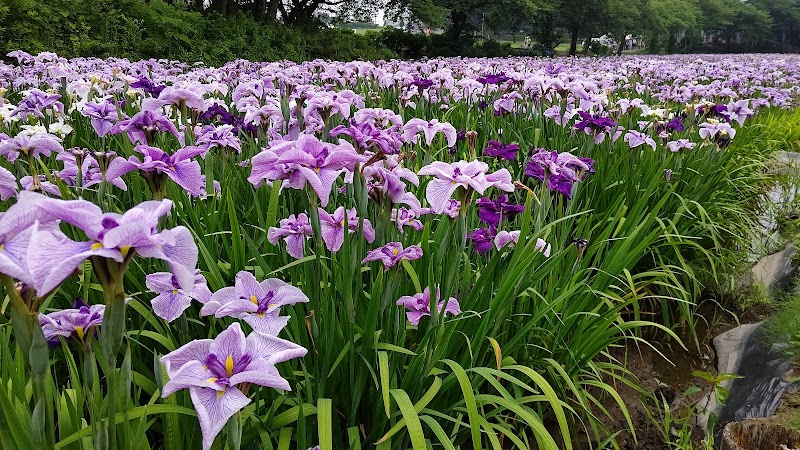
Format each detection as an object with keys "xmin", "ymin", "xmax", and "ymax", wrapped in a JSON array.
[
  {"xmin": 0, "ymin": 133, "xmax": 63, "ymax": 162},
  {"xmin": 396, "ymin": 287, "xmax": 461, "ymax": 326},
  {"xmin": 329, "ymin": 122, "xmax": 403, "ymax": 155},
  {"xmin": 477, "ymin": 72, "xmax": 511, "ymax": 85},
  {"xmin": 666, "ymin": 117, "xmax": 685, "ymax": 132},
  {"xmin": 699, "ymin": 121, "xmax": 736, "ymax": 141},
  {"xmin": 0, "ymin": 166, "xmax": 17, "ymax": 200},
  {"xmin": 318, "ymin": 207, "xmax": 375, "ymax": 253},
  {"xmin": 0, "ymin": 192, "xmax": 59, "ymax": 287},
  {"xmin": 201, "ymin": 271, "xmax": 309, "ymax": 335},
  {"xmin": 666, "ymin": 139, "xmax": 697, "ymax": 152},
  {"xmin": 248, "ymin": 134, "xmax": 366, "ymax": 207},
  {"xmin": 623, "ymin": 131, "xmax": 657, "ymax": 150},
  {"xmin": 158, "ymin": 87, "xmax": 206, "ymax": 112},
  {"xmin": 113, "ymin": 110, "xmax": 182, "ymax": 146},
  {"xmin": 160, "ymin": 322, "xmax": 306, "ymax": 450},
  {"xmin": 31, "ymin": 198, "xmax": 198, "ymax": 293},
  {"xmin": 39, "ymin": 299, "xmax": 104, "ymax": 345},
  {"xmin": 195, "ymin": 124, "xmax": 241, "ymax": 154},
  {"xmin": 199, "ymin": 104, "xmax": 234, "ymax": 125},
  {"xmin": 20, "ymin": 175, "xmax": 61, "ymax": 197},
  {"xmin": 476, "ymin": 194, "xmax": 525, "ymax": 228},
  {"xmin": 483, "ymin": 140, "xmax": 520, "ymax": 161},
  {"xmin": 362, "ymin": 157, "xmax": 420, "ymax": 211},
  {"xmin": 267, "ymin": 213, "xmax": 312, "ymax": 259},
  {"xmin": 146, "ymin": 270, "xmax": 212, "ymax": 323},
  {"xmin": 362, "ymin": 242, "xmax": 423, "ymax": 270},
  {"xmin": 81, "ymin": 100, "xmax": 120, "ymax": 137},
  {"xmin": 402, "ymin": 118, "xmax": 457, "ymax": 147},
  {"xmin": 11, "ymin": 89, "xmax": 63, "ymax": 120},
  {"xmin": 418, "ymin": 160, "xmax": 514, "ymax": 213},
  {"xmin": 130, "ymin": 77, "xmax": 166, "ymax": 97},
  {"xmin": 411, "ymin": 77, "xmax": 434, "ymax": 91},
  {"xmin": 525, "ymin": 149, "xmax": 594, "ymax": 199},
  {"xmin": 56, "ymin": 150, "xmax": 127, "ymax": 191},
  {"xmin": 574, "ymin": 111, "xmax": 618, "ymax": 144},
  {"xmin": 391, "ymin": 208, "xmax": 425, "ymax": 233},
  {"xmin": 468, "ymin": 227, "xmax": 496, "ymax": 254},
  {"xmin": 106, "ymin": 145, "xmax": 205, "ymax": 197}
]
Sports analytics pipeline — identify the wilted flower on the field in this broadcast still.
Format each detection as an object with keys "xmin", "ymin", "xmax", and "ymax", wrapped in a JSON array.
[
  {"xmin": 396, "ymin": 287, "xmax": 461, "ymax": 326},
  {"xmin": 267, "ymin": 213, "xmax": 312, "ymax": 259}
]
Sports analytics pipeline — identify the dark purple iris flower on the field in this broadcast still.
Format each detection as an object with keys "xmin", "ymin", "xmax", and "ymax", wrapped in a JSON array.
[
  {"xmin": 411, "ymin": 77, "xmax": 434, "ymax": 90},
  {"xmin": 232, "ymin": 116, "xmax": 258, "ymax": 137},
  {"xmin": 477, "ymin": 72, "xmax": 511, "ymax": 85},
  {"xmin": 468, "ymin": 227, "xmax": 496, "ymax": 254},
  {"xmin": 130, "ymin": 77, "xmax": 166, "ymax": 97},
  {"xmin": 574, "ymin": 111, "xmax": 616, "ymax": 132},
  {"xmin": 483, "ymin": 140, "xmax": 520, "ymax": 161},
  {"xmin": 476, "ymin": 195, "xmax": 525, "ymax": 228},
  {"xmin": 478, "ymin": 100, "xmax": 488, "ymax": 110},
  {"xmin": 199, "ymin": 104, "xmax": 234, "ymax": 125}
]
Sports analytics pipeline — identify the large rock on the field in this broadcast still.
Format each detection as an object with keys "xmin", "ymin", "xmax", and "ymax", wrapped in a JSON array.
[{"xmin": 749, "ymin": 247, "xmax": 797, "ymax": 293}]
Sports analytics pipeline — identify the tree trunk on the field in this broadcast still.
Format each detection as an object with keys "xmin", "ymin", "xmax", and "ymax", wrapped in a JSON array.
[
  {"xmin": 582, "ymin": 35, "xmax": 591, "ymax": 54},
  {"xmin": 211, "ymin": 0, "xmax": 228, "ymax": 15},
  {"xmin": 254, "ymin": 0, "xmax": 267, "ymax": 21},
  {"xmin": 266, "ymin": 0, "xmax": 280, "ymax": 24},
  {"xmin": 569, "ymin": 25, "xmax": 579, "ymax": 56},
  {"xmin": 616, "ymin": 37, "xmax": 625, "ymax": 55},
  {"xmin": 449, "ymin": 10, "xmax": 468, "ymax": 47}
]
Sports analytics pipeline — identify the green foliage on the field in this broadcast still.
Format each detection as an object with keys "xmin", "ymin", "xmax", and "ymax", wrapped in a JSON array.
[{"xmin": 0, "ymin": 0, "xmax": 396, "ymax": 64}]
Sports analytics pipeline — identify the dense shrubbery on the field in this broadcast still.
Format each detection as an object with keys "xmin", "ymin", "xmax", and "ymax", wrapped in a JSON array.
[{"xmin": 0, "ymin": 0, "xmax": 395, "ymax": 64}]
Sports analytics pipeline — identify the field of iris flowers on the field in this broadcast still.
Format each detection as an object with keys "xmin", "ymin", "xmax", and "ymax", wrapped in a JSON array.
[{"xmin": 0, "ymin": 51, "xmax": 799, "ymax": 450}]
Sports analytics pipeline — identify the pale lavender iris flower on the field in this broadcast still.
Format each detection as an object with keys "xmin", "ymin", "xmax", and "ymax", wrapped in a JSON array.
[
  {"xmin": 146, "ymin": 270, "xmax": 212, "ymax": 322},
  {"xmin": 362, "ymin": 242, "xmax": 423, "ymax": 269},
  {"xmin": 200, "ymin": 271, "xmax": 309, "ymax": 335},
  {"xmin": 160, "ymin": 322, "xmax": 306, "ymax": 450},
  {"xmin": 39, "ymin": 299, "xmax": 104, "ymax": 345},
  {"xmin": 418, "ymin": 160, "xmax": 514, "ymax": 213},
  {"xmin": 396, "ymin": 287, "xmax": 461, "ymax": 326}
]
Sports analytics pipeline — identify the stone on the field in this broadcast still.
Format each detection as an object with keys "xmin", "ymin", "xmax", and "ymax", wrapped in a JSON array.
[{"xmin": 750, "ymin": 246, "xmax": 797, "ymax": 294}]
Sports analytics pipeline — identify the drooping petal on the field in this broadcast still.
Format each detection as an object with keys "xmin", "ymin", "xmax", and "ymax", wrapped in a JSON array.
[
  {"xmin": 425, "ymin": 179, "xmax": 460, "ymax": 214},
  {"xmin": 151, "ymin": 291, "xmax": 194, "ymax": 323},
  {"xmin": 190, "ymin": 386, "xmax": 251, "ymax": 450}
]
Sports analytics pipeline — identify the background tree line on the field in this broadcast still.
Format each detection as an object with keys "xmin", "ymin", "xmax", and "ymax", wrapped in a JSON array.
[{"xmin": 0, "ymin": 0, "xmax": 798, "ymax": 64}]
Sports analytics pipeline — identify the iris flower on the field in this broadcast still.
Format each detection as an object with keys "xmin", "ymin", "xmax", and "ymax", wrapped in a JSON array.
[
  {"xmin": 160, "ymin": 322, "xmax": 306, "ymax": 450},
  {"xmin": 0, "ymin": 133, "xmax": 63, "ymax": 162},
  {"xmin": 362, "ymin": 242, "xmax": 423, "ymax": 269},
  {"xmin": 396, "ymin": 287, "xmax": 461, "ymax": 326},
  {"xmin": 106, "ymin": 145, "xmax": 205, "ymax": 197},
  {"xmin": 201, "ymin": 271, "xmax": 309, "ymax": 335},
  {"xmin": 248, "ymin": 134, "xmax": 366, "ymax": 207},
  {"xmin": 418, "ymin": 160, "xmax": 514, "ymax": 213},
  {"xmin": 146, "ymin": 270, "xmax": 212, "ymax": 322},
  {"xmin": 39, "ymin": 299, "xmax": 104, "ymax": 345},
  {"xmin": 318, "ymin": 207, "xmax": 375, "ymax": 252},
  {"xmin": 267, "ymin": 213, "xmax": 313, "ymax": 259},
  {"xmin": 402, "ymin": 119, "xmax": 457, "ymax": 147}
]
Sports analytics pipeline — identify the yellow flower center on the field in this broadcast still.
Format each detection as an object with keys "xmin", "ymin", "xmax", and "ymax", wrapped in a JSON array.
[
  {"xmin": 171, "ymin": 289, "xmax": 178, "ymax": 295},
  {"xmin": 120, "ymin": 246, "xmax": 131, "ymax": 257},
  {"xmin": 90, "ymin": 242, "xmax": 104, "ymax": 250},
  {"xmin": 20, "ymin": 146, "xmax": 28, "ymax": 154},
  {"xmin": 225, "ymin": 355, "xmax": 234, "ymax": 378},
  {"xmin": 250, "ymin": 295, "xmax": 258, "ymax": 304},
  {"xmin": 0, "ymin": 243, "xmax": 4, "ymax": 252},
  {"xmin": 340, "ymin": 219, "xmax": 346, "ymax": 226},
  {"xmin": 314, "ymin": 167, "xmax": 321, "ymax": 173},
  {"xmin": 207, "ymin": 377, "xmax": 218, "ymax": 384},
  {"xmin": 392, "ymin": 249, "xmax": 399, "ymax": 256},
  {"xmin": 75, "ymin": 326, "xmax": 85, "ymax": 339}
]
